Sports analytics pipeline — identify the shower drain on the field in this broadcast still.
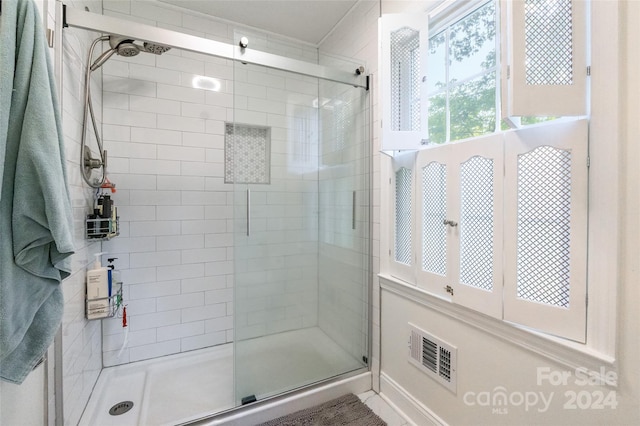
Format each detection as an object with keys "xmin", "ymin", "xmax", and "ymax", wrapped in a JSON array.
[{"xmin": 109, "ymin": 401, "xmax": 134, "ymax": 416}]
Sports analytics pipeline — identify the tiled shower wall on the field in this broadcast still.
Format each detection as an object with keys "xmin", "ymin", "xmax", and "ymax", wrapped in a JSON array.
[
  {"xmin": 0, "ymin": 4, "xmax": 101, "ymax": 426},
  {"xmin": 99, "ymin": 0, "xmax": 322, "ymax": 366},
  {"xmin": 56, "ymin": 0, "xmax": 105, "ymax": 423}
]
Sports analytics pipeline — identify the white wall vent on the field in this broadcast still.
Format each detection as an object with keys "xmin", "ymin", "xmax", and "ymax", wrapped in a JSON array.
[{"xmin": 408, "ymin": 323, "xmax": 457, "ymax": 393}]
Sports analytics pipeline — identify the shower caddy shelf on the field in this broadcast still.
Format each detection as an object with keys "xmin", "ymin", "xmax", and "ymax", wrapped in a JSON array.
[
  {"xmin": 85, "ymin": 284, "xmax": 123, "ymax": 320},
  {"xmin": 85, "ymin": 216, "xmax": 119, "ymax": 240}
]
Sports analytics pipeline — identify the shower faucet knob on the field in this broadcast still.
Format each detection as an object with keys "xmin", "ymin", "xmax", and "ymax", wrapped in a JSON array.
[{"xmin": 239, "ymin": 37, "xmax": 249, "ymax": 49}]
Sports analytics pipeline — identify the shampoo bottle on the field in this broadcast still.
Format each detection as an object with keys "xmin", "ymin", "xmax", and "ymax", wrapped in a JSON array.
[{"xmin": 86, "ymin": 253, "xmax": 109, "ymax": 319}]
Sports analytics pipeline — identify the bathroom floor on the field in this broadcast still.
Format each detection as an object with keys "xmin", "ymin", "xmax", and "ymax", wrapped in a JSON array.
[{"xmin": 79, "ymin": 327, "xmax": 401, "ymax": 426}]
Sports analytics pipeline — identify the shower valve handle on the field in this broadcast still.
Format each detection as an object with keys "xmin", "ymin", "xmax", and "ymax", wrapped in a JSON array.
[{"xmin": 84, "ymin": 149, "xmax": 107, "ymax": 169}]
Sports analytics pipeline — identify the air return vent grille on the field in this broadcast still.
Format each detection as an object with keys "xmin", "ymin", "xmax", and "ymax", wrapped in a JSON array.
[{"xmin": 408, "ymin": 324, "xmax": 457, "ymax": 393}]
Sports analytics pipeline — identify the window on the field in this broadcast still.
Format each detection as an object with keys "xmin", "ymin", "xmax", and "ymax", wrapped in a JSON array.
[
  {"xmin": 379, "ymin": 0, "xmax": 588, "ymax": 151},
  {"xmin": 383, "ymin": 0, "xmax": 590, "ymax": 342},
  {"xmin": 428, "ymin": 1, "xmax": 498, "ymax": 144}
]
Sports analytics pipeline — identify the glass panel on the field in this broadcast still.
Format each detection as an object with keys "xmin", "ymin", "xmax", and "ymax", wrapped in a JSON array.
[
  {"xmin": 395, "ymin": 167, "xmax": 413, "ymax": 265},
  {"xmin": 516, "ymin": 146, "xmax": 572, "ymax": 307},
  {"xmin": 234, "ymin": 41, "xmax": 369, "ymax": 404},
  {"xmin": 428, "ymin": 1, "xmax": 497, "ymax": 144},
  {"xmin": 525, "ymin": 0, "xmax": 574, "ymax": 85},
  {"xmin": 460, "ymin": 156, "xmax": 494, "ymax": 291},
  {"xmin": 449, "ymin": 72, "xmax": 496, "ymax": 141},
  {"xmin": 448, "ymin": 2, "xmax": 496, "ymax": 84},
  {"xmin": 318, "ymin": 76, "xmax": 370, "ymax": 379},
  {"xmin": 428, "ymin": 93, "xmax": 447, "ymax": 144},
  {"xmin": 422, "ymin": 162, "xmax": 447, "ymax": 276},
  {"xmin": 427, "ymin": 32, "xmax": 446, "ymax": 94}
]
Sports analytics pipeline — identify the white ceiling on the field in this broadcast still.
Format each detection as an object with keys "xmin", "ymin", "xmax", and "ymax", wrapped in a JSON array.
[{"xmin": 158, "ymin": 0, "xmax": 359, "ymax": 45}]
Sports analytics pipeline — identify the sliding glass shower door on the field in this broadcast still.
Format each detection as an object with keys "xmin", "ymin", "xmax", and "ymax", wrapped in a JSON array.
[{"xmin": 231, "ymin": 39, "xmax": 370, "ymax": 404}]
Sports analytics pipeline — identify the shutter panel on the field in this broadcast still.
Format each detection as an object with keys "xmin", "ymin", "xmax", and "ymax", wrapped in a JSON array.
[
  {"xmin": 390, "ymin": 152, "xmax": 418, "ymax": 284},
  {"xmin": 501, "ymin": 0, "xmax": 588, "ymax": 118},
  {"xmin": 503, "ymin": 119, "xmax": 588, "ymax": 342},
  {"xmin": 416, "ymin": 144, "xmax": 453, "ymax": 297},
  {"xmin": 379, "ymin": 14, "xmax": 429, "ymax": 153},
  {"xmin": 451, "ymin": 134, "xmax": 504, "ymax": 319}
]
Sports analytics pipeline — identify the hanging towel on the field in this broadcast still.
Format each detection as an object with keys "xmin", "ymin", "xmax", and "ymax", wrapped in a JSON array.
[{"xmin": 0, "ymin": 0, "xmax": 74, "ymax": 384}]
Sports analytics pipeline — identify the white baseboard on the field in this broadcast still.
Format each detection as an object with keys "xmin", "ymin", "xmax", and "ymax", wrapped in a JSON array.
[{"xmin": 379, "ymin": 372, "xmax": 447, "ymax": 426}]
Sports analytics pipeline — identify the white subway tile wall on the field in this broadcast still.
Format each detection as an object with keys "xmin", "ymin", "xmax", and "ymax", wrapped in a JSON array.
[
  {"xmin": 58, "ymin": 1, "xmax": 106, "ymax": 423},
  {"xmin": 100, "ymin": 0, "xmax": 323, "ymax": 366}
]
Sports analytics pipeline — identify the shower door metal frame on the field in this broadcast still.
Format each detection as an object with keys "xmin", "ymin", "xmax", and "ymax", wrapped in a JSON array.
[{"xmin": 61, "ymin": 5, "xmax": 368, "ymax": 89}]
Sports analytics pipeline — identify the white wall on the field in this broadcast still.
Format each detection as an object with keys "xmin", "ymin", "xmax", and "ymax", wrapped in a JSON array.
[
  {"xmin": 0, "ymin": 363, "xmax": 46, "ymax": 426},
  {"xmin": 323, "ymin": 0, "xmax": 640, "ymax": 425}
]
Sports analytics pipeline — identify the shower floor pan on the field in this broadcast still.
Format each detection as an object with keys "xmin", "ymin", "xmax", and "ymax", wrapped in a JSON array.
[{"xmin": 79, "ymin": 327, "xmax": 363, "ymax": 426}]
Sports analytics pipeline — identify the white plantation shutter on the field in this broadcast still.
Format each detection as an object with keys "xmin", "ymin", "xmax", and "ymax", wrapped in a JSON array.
[
  {"xmin": 390, "ymin": 152, "xmax": 418, "ymax": 284},
  {"xmin": 452, "ymin": 135, "xmax": 504, "ymax": 319},
  {"xmin": 416, "ymin": 135, "xmax": 503, "ymax": 317},
  {"xmin": 417, "ymin": 144, "xmax": 453, "ymax": 297},
  {"xmin": 379, "ymin": 14, "xmax": 429, "ymax": 153},
  {"xmin": 501, "ymin": 0, "xmax": 588, "ymax": 118},
  {"xmin": 503, "ymin": 119, "xmax": 588, "ymax": 342}
]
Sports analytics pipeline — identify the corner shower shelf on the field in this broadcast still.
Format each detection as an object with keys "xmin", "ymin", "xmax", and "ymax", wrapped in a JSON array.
[
  {"xmin": 85, "ymin": 216, "xmax": 119, "ymax": 240},
  {"xmin": 86, "ymin": 284, "xmax": 123, "ymax": 320}
]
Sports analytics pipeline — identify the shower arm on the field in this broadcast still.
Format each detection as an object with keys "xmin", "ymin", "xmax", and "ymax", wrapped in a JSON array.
[{"xmin": 80, "ymin": 35, "xmax": 109, "ymax": 188}]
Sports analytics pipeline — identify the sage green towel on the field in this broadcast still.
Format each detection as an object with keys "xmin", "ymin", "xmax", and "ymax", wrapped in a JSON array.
[{"xmin": 0, "ymin": 0, "xmax": 74, "ymax": 384}]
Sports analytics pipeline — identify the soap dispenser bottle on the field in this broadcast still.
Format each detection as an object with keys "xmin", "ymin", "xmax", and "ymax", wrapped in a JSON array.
[{"xmin": 86, "ymin": 253, "xmax": 109, "ymax": 319}]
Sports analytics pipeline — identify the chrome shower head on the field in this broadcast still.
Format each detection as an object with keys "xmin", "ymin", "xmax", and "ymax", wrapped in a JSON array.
[
  {"xmin": 89, "ymin": 35, "xmax": 171, "ymax": 71},
  {"xmin": 116, "ymin": 42, "xmax": 141, "ymax": 57},
  {"xmin": 90, "ymin": 36, "xmax": 138, "ymax": 70},
  {"xmin": 143, "ymin": 42, "xmax": 171, "ymax": 55}
]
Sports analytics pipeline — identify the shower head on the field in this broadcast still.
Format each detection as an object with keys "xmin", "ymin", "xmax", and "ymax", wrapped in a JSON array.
[
  {"xmin": 143, "ymin": 42, "xmax": 172, "ymax": 55},
  {"xmin": 116, "ymin": 42, "xmax": 141, "ymax": 57},
  {"xmin": 89, "ymin": 35, "xmax": 171, "ymax": 71}
]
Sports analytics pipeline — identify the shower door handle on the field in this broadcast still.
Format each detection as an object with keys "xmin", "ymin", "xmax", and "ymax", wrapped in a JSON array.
[{"xmin": 246, "ymin": 189, "xmax": 251, "ymax": 236}]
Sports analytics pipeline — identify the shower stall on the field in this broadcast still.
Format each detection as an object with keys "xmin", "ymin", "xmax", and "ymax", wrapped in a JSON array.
[{"xmin": 60, "ymin": 4, "xmax": 371, "ymax": 425}]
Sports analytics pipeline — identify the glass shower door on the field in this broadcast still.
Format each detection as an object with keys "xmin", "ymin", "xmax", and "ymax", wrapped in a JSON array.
[{"xmin": 231, "ymin": 40, "xmax": 370, "ymax": 405}]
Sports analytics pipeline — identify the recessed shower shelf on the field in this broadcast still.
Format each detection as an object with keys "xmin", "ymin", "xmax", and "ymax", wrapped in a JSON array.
[{"xmin": 86, "ymin": 216, "xmax": 119, "ymax": 240}]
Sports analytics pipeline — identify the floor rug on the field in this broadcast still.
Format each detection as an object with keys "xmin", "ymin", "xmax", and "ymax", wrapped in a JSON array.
[{"xmin": 257, "ymin": 393, "xmax": 386, "ymax": 426}]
